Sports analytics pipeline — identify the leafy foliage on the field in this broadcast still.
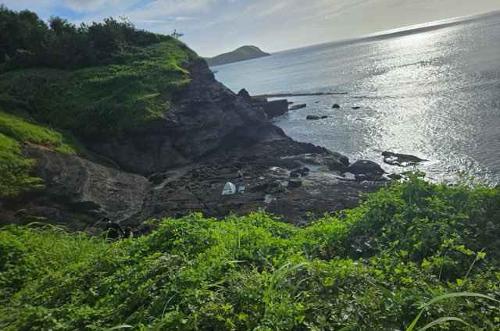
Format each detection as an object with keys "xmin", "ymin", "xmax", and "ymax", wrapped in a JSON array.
[
  {"xmin": 1, "ymin": 179, "xmax": 499, "ymax": 330},
  {"xmin": 0, "ymin": 5, "xmax": 171, "ymax": 71}
]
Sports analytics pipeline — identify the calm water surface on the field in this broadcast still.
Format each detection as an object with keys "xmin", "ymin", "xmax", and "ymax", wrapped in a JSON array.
[{"xmin": 214, "ymin": 14, "xmax": 500, "ymax": 184}]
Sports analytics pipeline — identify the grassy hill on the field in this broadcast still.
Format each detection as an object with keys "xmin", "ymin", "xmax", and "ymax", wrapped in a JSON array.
[
  {"xmin": 206, "ymin": 45, "xmax": 270, "ymax": 66},
  {"xmin": 0, "ymin": 6, "xmax": 197, "ymax": 198},
  {"xmin": 0, "ymin": 178, "xmax": 499, "ymax": 330}
]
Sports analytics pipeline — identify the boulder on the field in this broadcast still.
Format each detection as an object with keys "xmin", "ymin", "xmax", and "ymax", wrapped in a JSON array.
[
  {"xmin": 382, "ymin": 151, "xmax": 427, "ymax": 167},
  {"xmin": 237, "ymin": 88, "xmax": 252, "ymax": 101},
  {"xmin": 347, "ymin": 160, "xmax": 385, "ymax": 180},
  {"xmin": 290, "ymin": 167, "xmax": 310, "ymax": 178},
  {"xmin": 290, "ymin": 104, "xmax": 307, "ymax": 110},
  {"xmin": 25, "ymin": 145, "xmax": 150, "ymax": 226},
  {"xmin": 332, "ymin": 104, "xmax": 340, "ymax": 109},
  {"xmin": 288, "ymin": 179, "xmax": 303, "ymax": 188},
  {"xmin": 262, "ymin": 99, "xmax": 289, "ymax": 118},
  {"xmin": 324, "ymin": 152, "xmax": 350, "ymax": 172},
  {"xmin": 352, "ymin": 106, "xmax": 361, "ymax": 110},
  {"xmin": 306, "ymin": 115, "xmax": 321, "ymax": 120}
]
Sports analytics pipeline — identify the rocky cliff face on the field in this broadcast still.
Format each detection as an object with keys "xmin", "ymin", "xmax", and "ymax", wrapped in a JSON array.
[
  {"xmin": 85, "ymin": 59, "xmax": 269, "ymax": 175},
  {"xmin": 0, "ymin": 59, "xmax": 386, "ymax": 231}
]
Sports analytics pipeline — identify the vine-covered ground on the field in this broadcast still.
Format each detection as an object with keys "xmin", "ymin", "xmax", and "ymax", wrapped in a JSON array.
[{"xmin": 1, "ymin": 178, "xmax": 498, "ymax": 330}]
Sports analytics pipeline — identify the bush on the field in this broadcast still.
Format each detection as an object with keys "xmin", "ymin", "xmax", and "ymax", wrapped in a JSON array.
[
  {"xmin": 1, "ymin": 179, "xmax": 498, "ymax": 330},
  {"xmin": 0, "ymin": 6, "xmax": 171, "ymax": 71}
]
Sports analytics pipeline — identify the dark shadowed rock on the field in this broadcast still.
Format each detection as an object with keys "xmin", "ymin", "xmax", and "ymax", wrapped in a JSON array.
[
  {"xmin": 288, "ymin": 179, "xmax": 303, "ymax": 188},
  {"xmin": 290, "ymin": 104, "xmax": 307, "ymax": 110},
  {"xmin": 324, "ymin": 152, "xmax": 350, "ymax": 172},
  {"xmin": 262, "ymin": 99, "xmax": 289, "ymax": 118},
  {"xmin": 86, "ymin": 59, "xmax": 269, "ymax": 175},
  {"xmin": 382, "ymin": 151, "xmax": 428, "ymax": 167},
  {"xmin": 237, "ymin": 88, "xmax": 252, "ymax": 101},
  {"xmin": 13, "ymin": 145, "xmax": 151, "ymax": 228},
  {"xmin": 347, "ymin": 160, "xmax": 385, "ymax": 180},
  {"xmin": 352, "ymin": 106, "xmax": 361, "ymax": 109},
  {"xmin": 306, "ymin": 115, "xmax": 321, "ymax": 120},
  {"xmin": 290, "ymin": 167, "xmax": 310, "ymax": 178},
  {"xmin": 332, "ymin": 104, "xmax": 340, "ymax": 109}
]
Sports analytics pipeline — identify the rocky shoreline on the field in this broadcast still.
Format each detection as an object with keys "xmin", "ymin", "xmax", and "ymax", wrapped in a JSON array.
[{"xmin": 0, "ymin": 59, "xmax": 392, "ymax": 232}]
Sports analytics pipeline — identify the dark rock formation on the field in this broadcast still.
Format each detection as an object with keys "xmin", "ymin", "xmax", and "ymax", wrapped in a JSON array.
[
  {"xmin": 0, "ymin": 145, "xmax": 150, "ymax": 230},
  {"xmin": 347, "ymin": 160, "xmax": 386, "ymax": 181},
  {"xmin": 290, "ymin": 104, "xmax": 307, "ymax": 111},
  {"xmin": 237, "ymin": 88, "xmax": 289, "ymax": 119},
  {"xmin": 263, "ymin": 100, "xmax": 290, "ymax": 118},
  {"xmin": 382, "ymin": 151, "xmax": 427, "ymax": 167},
  {"xmin": 86, "ymin": 59, "xmax": 268, "ymax": 175},
  {"xmin": 1, "ymin": 59, "xmax": 387, "ymax": 230},
  {"xmin": 332, "ymin": 104, "xmax": 340, "ymax": 109},
  {"xmin": 306, "ymin": 115, "xmax": 320, "ymax": 120}
]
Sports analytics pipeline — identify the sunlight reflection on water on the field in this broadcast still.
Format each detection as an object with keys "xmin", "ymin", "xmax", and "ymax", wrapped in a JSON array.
[{"xmin": 215, "ymin": 15, "xmax": 500, "ymax": 185}]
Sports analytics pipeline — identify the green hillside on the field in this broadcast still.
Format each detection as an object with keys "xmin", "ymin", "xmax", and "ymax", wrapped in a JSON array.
[
  {"xmin": 0, "ymin": 110, "xmax": 78, "ymax": 198},
  {"xmin": 1, "ymin": 178, "xmax": 499, "ymax": 330},
  {"xmin": 0, "ymin": 6, "xmax": 197, "ymax": 198}
]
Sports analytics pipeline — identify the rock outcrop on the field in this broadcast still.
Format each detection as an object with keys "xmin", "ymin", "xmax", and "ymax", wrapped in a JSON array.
[
  {"xmin": 1, "ymin": 59, "xmax": 387, "ymax": 231},
  {"xmin": 382, "ymin": 151, "xmax": 427, "ymax": 167},
  {"xmin": 86, "ymin": 60, "xmax": 269, "ymax": 175}
]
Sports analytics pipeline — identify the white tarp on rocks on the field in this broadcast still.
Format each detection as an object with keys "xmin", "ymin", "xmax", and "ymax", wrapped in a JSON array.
[{"xmin": 222, "ymin": 182, "xmax": 237, "ymax": 195}]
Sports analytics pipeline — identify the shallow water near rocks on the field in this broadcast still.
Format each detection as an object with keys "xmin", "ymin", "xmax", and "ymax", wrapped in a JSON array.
[{"xmin": 214, "ymin": 13, "xmax": 500, "ymax": 185}]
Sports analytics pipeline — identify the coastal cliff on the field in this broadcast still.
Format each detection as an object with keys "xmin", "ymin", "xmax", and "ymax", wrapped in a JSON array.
[
  {"xmin": 0, "ymin": 12, "xmax": 385, "ymax": 231},
  {"xmin": 0, "ymin": 53, "xmax": 385, "ymax": 230},
  {"xmin": 1, "ymin": 7, "xmax": 499, "ymax": 330}
]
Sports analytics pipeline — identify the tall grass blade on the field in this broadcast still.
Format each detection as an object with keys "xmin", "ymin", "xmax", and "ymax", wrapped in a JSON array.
[{"xmin": 417, "ymin": 317, "xmax": 470, "ymax": 331}]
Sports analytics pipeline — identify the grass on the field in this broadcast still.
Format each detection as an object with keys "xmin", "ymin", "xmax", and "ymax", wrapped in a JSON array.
[
  {"xmin": 0, "ymin": 111, "xmax": 76, "ymax": 154},
  {"xmin": 0, "ymin": 40, "xmax": 197, "ymax": 138},
  {"xmin": 1, "ymin": 178, "xmax": 498, "ymax": 330},
  {"xmin": 0, "ymin": 133, "xmax": 43, "ymax": 197},
  {"xmin": 0, "ymin": 110, "xmax": 78, "ymax": 198}
]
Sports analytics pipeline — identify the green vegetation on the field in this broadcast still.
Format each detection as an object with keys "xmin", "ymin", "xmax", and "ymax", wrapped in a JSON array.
[
  {"xmin": 1, "ymin": 178, "xmax": 498, "ymax": 330},
  {"xmin": 0, "ymin": 111, "xmax": 78, "ymax": 198},
  {"xmin": 0, "ymin": 6, "xmax": 196, "ymax": 195},
  {"xmin": 0, "ymin": 6, "xmax": 197, "ymax": 138},
  {"xmin": 0, "ymin": 41, "xmax": 195, "ymax": 137},
  {"xmin": 0, "ymin": 133, "xmax": 42, "ymax": 197},
  {"xmin": 0, "ymin": 5, "xmax": 170, "ymax": 71},
  {"xmin": 0, "ymin": 111, "xmax": 76, "ymax": 154}
]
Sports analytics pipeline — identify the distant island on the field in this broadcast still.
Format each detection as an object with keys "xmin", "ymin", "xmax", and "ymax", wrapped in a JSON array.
[{"xmin": 205, "ymin": 45, "xmax": 270, "ymax": 66}]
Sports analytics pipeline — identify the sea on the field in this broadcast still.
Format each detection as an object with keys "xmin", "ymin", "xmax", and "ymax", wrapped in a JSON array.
[{"xmin": 213, "ymin": 12, "xmax": 500, "ymax": 185}]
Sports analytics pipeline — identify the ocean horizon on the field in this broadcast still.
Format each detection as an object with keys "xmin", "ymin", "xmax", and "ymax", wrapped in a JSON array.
[{"xmin": 214, "ymin": 11, "xmax": 500, "ymax": 185}]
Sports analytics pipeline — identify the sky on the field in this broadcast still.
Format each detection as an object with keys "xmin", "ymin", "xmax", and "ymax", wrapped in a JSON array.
[{"xmin": 2, "ymin": 0, "xmax": 500, "ymax": 56}]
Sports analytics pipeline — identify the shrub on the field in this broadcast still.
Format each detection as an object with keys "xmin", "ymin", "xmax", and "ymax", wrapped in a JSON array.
[{"xmin": 1, "ymin": 179, "xmax": 498, "ymax": 330}]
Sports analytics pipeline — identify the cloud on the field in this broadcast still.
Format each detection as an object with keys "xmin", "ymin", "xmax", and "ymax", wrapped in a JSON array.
[{"xmin": 2, "ymin": 0, "xmax": 500, "ymax": 56}]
